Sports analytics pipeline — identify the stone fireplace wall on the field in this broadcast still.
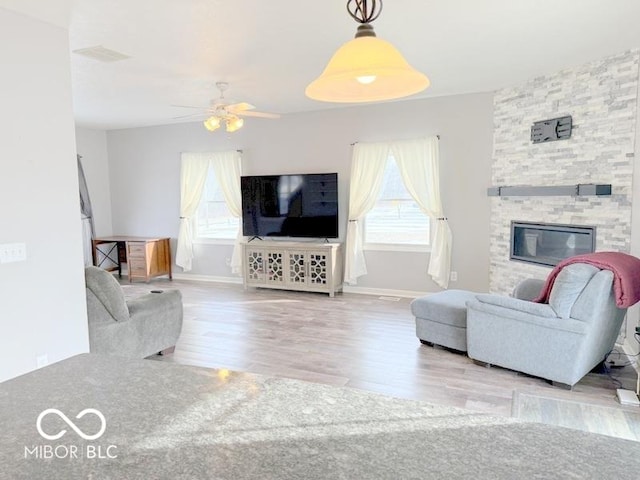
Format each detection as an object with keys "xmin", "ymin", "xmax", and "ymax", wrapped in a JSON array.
[{"xmin": 490, "ymin": 50, "xmax": 639, "ymax": 294}]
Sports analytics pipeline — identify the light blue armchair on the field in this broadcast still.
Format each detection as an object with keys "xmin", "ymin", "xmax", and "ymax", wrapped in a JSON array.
[{"xmin": 466, "ymin": 263, "xmax": 627, "ymax": 387}]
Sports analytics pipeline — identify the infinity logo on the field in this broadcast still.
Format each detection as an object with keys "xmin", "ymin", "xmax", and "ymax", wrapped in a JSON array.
[{"xmin": 36, "ymin": 408, "xmax": 106, "ymax": 441}]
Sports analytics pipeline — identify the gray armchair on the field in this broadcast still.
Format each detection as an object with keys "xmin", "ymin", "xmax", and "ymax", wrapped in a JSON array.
[
  {"xmin": 85, "ymin": 266, "xmax": 183, "ymax": 358},
  {"xmin": 466, "ymin": 263, "xmax": 627, "ymax": 387}
]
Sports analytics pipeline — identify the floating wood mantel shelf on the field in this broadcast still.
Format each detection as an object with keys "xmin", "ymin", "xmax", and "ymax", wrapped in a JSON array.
[{"xmin": 487, "ymin": 184, "xmax": 612, "ymax": 197}]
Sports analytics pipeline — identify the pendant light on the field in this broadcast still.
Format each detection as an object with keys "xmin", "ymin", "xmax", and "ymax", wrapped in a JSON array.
[{"xmin": 305, "ymin": 0, "xmax": 430, "ymax": 103}]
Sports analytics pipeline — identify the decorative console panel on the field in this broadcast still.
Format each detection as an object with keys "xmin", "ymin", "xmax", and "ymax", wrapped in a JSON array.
[{"xmin": 242, "ymin": 241, "xmax": 342, "ymax": 297}]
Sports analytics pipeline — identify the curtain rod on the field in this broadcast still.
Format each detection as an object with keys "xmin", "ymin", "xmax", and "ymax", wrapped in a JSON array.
[{"xmin": 350, "ymin": 135, "xmax": 440, "ymax": 146}]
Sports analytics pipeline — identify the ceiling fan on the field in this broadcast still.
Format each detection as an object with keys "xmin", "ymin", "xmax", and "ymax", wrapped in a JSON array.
[{"xmin": 172, "ymin": 82, "xmax": 280, "ymax": 132}]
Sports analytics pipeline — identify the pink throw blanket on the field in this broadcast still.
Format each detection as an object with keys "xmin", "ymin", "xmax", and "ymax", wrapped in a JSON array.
[{"xmin": 533, "ymin": 251, "xmax": 640, "ymax": 308}]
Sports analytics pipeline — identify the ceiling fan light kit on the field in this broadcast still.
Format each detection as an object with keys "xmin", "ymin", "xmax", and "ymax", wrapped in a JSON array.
[
  {"xmin": 226, "ymin": 116, "xmax": 244, "ymax": 132},
  {"xmin": 203, "ymin": 116, "xmax": 221, "ymax": 131},
  {"xmin": 203, "ymin": 114, "xmax": 244, "ymax": 133},
  {"xmin": 305, "ymin": 0, "xmax": 429, "ymax": 103}
]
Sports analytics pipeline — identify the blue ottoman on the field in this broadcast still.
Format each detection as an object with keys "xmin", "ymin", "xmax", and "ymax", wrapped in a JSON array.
[{"xmin": 410, "ymin": 290, "xmax": 478, "ymax": 352}]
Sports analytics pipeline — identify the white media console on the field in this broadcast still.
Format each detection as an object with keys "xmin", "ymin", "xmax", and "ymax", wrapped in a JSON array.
[{"xmin": 242, "ymin": 241, "xmax": 343, "ymax": 297}]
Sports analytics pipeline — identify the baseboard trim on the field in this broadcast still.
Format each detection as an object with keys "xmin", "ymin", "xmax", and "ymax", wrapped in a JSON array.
[
  {"xmin": 172, "ymin": 274, "xmax": 429, "ymax": 298},
  {"xmin": 342, "ymin": 285, "xmax": 430, "ymax": 298},
  {"xmin": 172, "ymin": 273, "xmax": 243, "ymax": 284}
]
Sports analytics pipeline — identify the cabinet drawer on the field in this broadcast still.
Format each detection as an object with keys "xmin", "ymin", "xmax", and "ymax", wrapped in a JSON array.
[
  {"xmin": 127, "ymin": 243, "xmax": 147, "ymax": 258},
  {"xmin": 128, "ymin": 257, "xmax": 147, "ymax": 270},
  {"xmin": 129, "ymin": 266, "xmax": 147, "ymax": 277}
]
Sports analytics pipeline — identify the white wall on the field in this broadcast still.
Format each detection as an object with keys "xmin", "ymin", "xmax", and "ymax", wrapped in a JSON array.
[
  {"xmin": 0, "ymin": 8, "xmax": 89, "ymax": 382},
  {"xmin": 106, "ymin": 93, "xmax": 493, "ymax": 294},
  {"xmin": 75, "ymin": 127, "xmax": 113, "ymax": 236}
]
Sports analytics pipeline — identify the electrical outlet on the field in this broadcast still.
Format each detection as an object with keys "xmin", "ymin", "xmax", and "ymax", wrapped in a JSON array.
[
  {"xmin": 36, "ymin": 354, "xmax": 48, "ymax": 368},
  {"xmin": 450, "ymin": 271, "xmax": 458, "ymax": 282},
  {"xmin": 0, "ymin": 243, "xmax": 27, "ymax": 263}
]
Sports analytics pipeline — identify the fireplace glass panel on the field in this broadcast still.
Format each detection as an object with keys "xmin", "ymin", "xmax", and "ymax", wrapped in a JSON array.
[{"xmin": 510, "ymin": 221, "xmax": 596, "ymax": 267}]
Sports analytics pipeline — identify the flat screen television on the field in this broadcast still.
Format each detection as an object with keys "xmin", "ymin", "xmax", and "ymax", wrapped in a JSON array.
[{"xmin": 241, "ymin": 173, "xmax": 338, "ymax": 238}]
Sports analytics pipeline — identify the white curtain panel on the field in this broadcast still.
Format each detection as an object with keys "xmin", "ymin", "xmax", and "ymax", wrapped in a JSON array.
[
  {"xmin": 175, "ymin": 152, "xmax": 211, "ymax": 271},
  {"xmin": 393, "ymin": 137, "xmax": 452, "ymax": 288},
  {"xmin": 344, "ymin": 142, "xmax": 389, "ymax": 285},
  {"xmin": 81, "ymin": 217, "xmax": 93, "ymax": 266},
  {"xmin": 210, "ymin": 150, "xmax": 244, "ymax": 274}
]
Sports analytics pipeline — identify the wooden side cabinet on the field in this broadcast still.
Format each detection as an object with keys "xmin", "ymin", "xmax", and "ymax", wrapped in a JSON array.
[
  {"xmin": 243, "ymin": 241, "xmax": 342, "ymax": 297},
  {"xmin": 126, "ymin": 237, "xmax": 172, "ymax": 282}
]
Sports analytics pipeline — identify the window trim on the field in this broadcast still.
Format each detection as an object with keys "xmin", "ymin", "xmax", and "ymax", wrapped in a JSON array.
[
  {"xmin": 363, "ymin": 242, "xmax": 431, "ymax": 253},
  {"xmin": 192, "ymin": 214, "xmax": 239, "ymax": 243},
  {"xmin": 362, "ymin": 157, "xmax": 432, "ymax": 252},
  {"xmin": 363, "ymin": 214, "xmax": 433, "ymax": 253},
  {"xmin": 193, "ymin": 168, "xmax": 240, "ymax": 242},
  {"xmin": 192, "ymin": 236, "xmax": 236, "ymax": 246},
  {"xmin": 362, "ymin": 203, "xmax": 432, "ymax": 249}
]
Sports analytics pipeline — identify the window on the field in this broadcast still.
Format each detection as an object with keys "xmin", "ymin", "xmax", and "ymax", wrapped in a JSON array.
[
  {"xmin": 363, "ymin": 157, "xmax": 430, "ymax": 250},
  {"xmin": 194, "ymin": 167, "xmax": 239, "ymax": 240}
]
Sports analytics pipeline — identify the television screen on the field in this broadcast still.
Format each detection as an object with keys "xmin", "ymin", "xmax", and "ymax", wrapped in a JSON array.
[{"xmin": 241, "ymin": 173, "xmax": 338, "ymax": 238}]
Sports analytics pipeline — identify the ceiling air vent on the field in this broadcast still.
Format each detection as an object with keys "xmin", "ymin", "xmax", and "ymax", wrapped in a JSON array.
[{"xmin": 73, "ymin": 45, "xmax": 130, "ymax": 63}]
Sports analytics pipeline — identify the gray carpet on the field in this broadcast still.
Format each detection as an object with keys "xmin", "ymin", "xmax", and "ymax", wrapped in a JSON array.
[{"xmin": 1, "ymin": 354, "xmax": 640, "ymax": 479}]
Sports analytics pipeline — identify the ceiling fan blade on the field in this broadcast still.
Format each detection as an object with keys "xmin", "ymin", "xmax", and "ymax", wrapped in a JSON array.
[
  {"xmin": 171, "ymin": 104, "xmax": 210, "ymax": 109},
  {"xmin": 236, "ymin": 110, "xmax": 281, "ymax": 119},
  {"xmin": 227, "ymin": 102, "xmax": 255, "ymax": 112},
  {"xmin": 171, "ymin": 112, "xmax": 209, "ymax": 120}
]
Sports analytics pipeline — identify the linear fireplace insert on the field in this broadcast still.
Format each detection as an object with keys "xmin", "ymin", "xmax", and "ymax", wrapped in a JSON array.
[{"xmin": 510, "ymin": 221, "xmax": 596, "ymax": 267}]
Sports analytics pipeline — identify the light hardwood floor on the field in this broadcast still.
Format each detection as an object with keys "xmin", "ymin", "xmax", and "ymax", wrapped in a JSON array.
[{"xmin": 123, "ymin": 277, "xmax": 640, "ymax": 440}]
